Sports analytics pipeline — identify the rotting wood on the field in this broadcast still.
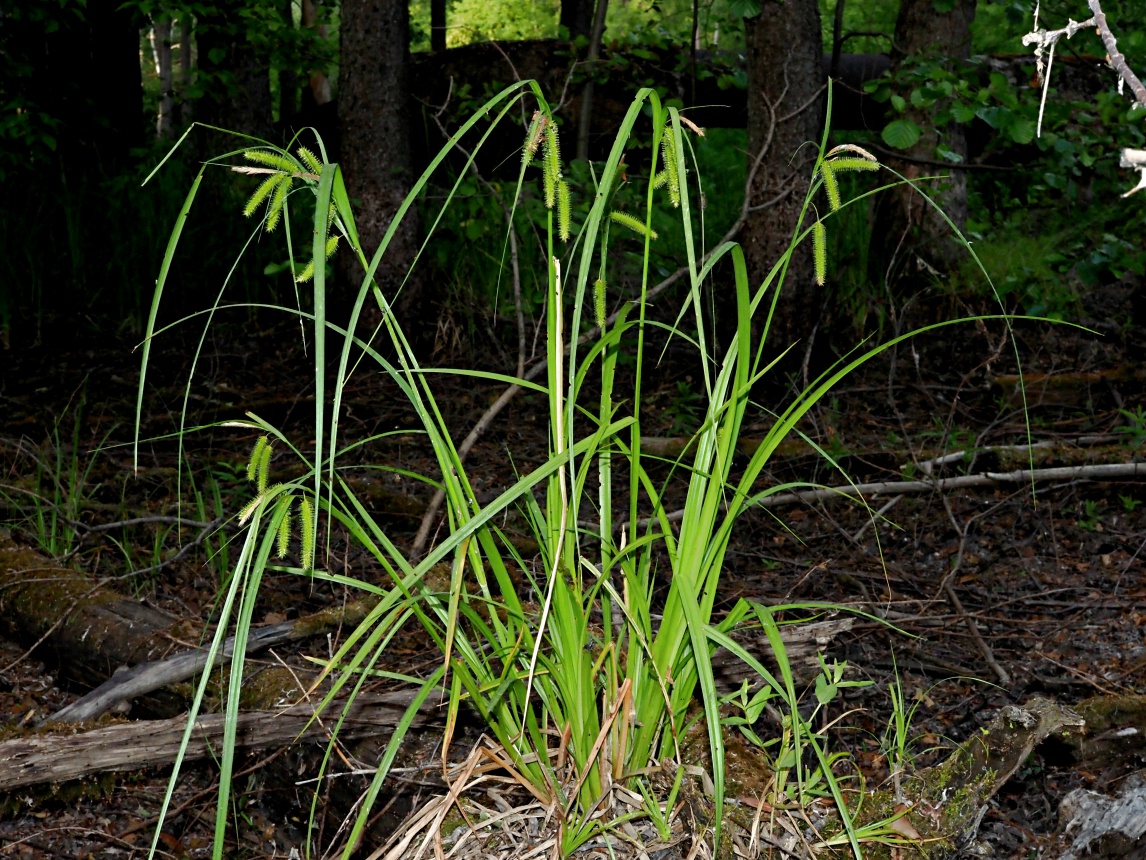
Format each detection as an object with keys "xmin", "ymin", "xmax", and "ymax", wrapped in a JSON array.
[
  {"xmin": 0, "ymin": 690, "xmax": 429, "ymax": 791},
  {"xmin": 0, "ymin": 527, "xmax": 186, "ymax": 708},
  {"xmin": 841, "ymin": 697, "xmax": 1087, "ymax": 860},
  {"xmin": 992, "ymin": 367, "xmax": 1146, "ymax": 407},
  {"xmin": 48, "ymin": 595, "xmax": 379, "ymax": 723},
  {"xmin": 1055, "ymin": 772, "xmax": 1146, "ymax": 860},
  {"xmin": 0, "ymin": 527, "xmax": 382, "ymax": 722},
  {"xmin": 1060, "ymin": 694, "xmax": 1146, "ymax": 774}
]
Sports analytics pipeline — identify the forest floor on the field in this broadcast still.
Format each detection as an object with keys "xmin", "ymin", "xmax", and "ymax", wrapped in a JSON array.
[{"xmin": 0, "ymin": 278, "xmax": 1143, "ymax": 858}]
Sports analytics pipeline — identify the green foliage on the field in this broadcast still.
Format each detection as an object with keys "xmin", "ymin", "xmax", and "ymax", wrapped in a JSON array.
[
  {"xmin": 1078, "ymin": 498, "xmax": 1102, "ymax": 531},
  {"xmin": 818, "ymin": 0, "xmax": 896, "ymax": 54},
  {"xmin": 135, "ymin": 79, "xmax": 969, "ymax": 858},
  {"xmin": 1116, "ymin": 405, "xmax": 1146, "ymax": 448},
  {"xmin": 859, "ymin": 26, "xmax": 1146, "ymax": 321},
  {"xmin": 410, "ymin": 0, "xmax": 560, "ymax": 50}
]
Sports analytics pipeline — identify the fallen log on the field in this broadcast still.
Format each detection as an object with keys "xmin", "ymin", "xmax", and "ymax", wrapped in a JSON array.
[
  {"xmin": 844, "ymin": 697, "xmax": 1087, "ymax": 859},
  {"xmin": 48, "ymin": 595, "xmax": 379, "ymax": 723},
  {"xmin": 0, "ymin": 690, "xmax": 428, "ymax": 791},
  {"xmin": 0, "ymin": 527, "xmax": 187, "ymax": 711}
]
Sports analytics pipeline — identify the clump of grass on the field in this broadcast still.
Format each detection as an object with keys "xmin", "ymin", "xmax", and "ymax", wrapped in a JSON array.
[{"xmin": 137, "ymin": 82, "xmax": 1000, "ymax": 859}]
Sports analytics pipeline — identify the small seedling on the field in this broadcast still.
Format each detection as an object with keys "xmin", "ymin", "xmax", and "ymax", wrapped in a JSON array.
[
  {"xmin": 1116, "ymin": 405, "xmax": 1146, "ymax": 448},
  {"xmin": 1078, "ymin": 499, "xmax": 1102, "ymax": 532}
]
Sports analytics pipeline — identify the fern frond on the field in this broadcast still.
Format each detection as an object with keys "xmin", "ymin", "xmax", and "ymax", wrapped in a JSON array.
[
  {"xmin": 609, "ymin": 211, "xmax": 658, "ymax": 240},
  {"xmin": 813, "ymin": 218, "xmax": 827, "ymax": 286}
]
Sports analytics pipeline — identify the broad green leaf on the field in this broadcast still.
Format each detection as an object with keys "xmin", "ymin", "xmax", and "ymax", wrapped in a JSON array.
[
  {"xmin": 881, "ymin": 119, "xmax": 922, "ymax": 150},
  {"xmin": 1008, "ymin": 117, "xmax": 1036, "ymax": 145},
  {"xmin": 728, "ymin": 0, "xmax": 761, "ymax": 16}
]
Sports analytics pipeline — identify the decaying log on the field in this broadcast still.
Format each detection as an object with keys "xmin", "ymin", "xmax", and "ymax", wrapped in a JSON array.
[
  {"xmin": 49, "ymin": 595, "xmax": 379, "ymax": 723},
  {"xmin": 845, "ymin": 697, "xmax": 1087, "ymax": 859},
  {"xmin": 711, "ymin": 617, "xmax": 855, "ymax": 691},
  {"xmin": 1055, "ymin": 771, "xmax": 1146, "ymax": 860},
  {"xmin": 0, "ymin": 527, "xmax": 383, "ymax": 722},
  {"xmin": 0, "ymin": 690, "xmax": 429, "ymax": 791},
  {"xmin": 0, "ymin": 527, "xmax": 185, "ymax": 707},
  {"xmin": 1068, "ymin": 694, "xmax": 1146, "ymax": 772}
]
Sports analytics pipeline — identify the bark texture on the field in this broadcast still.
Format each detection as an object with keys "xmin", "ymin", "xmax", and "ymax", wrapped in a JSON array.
[
  {"xmin": 0, "ymin": 691, "xmax": 425, "ymax": 791},
  {"xmin": 561, "ymin": 0, "xmax": 595, "ymax": 40},
  {"xmin": 195, "ymin": 4, "xmax": 275, "ymax": 142},
  {"xmin": 337, "ymin": 0, "xmax": 425, "ymax": 337},
  {"xmin": 878, "ymin": 0, "xmax": 977, "ymax": 277},
  {"xmin": 743, "ymin": 0, "xmax": 826, "ymax": 353},
  {"xmin": 0, "ymin": 529, "xmax": 187, "ymax": 714}
]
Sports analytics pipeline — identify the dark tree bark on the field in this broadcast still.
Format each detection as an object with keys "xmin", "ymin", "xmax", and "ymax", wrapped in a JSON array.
[
  {"xmin": 743, "ymin": 0, "xmax": 826, "ymax": 352},
  {"xmin": 195, "ymin": 4, "xmax": 275, "ymax": 141},
  {"xmin": 431, "ymin": 0, "xmax": 447, "ymax": 52},
  {"xmin": 878, "ymin": 0, "xmax": 976, "ymax": 277},
  {"xmin": 337, "ymin": 0, "xmax": 425, "ymax": 336},
  {"xmin": 561, "ymin": 0, "xmax": 595, "ymax": 40},
  {"xmin": 35, "ymin": 0, "xmax": 144, "ymax": 164},
  {"xmin": 301, "ymin": 0, "xmax": 333, "ymax": 111},
  {"xmin": 278, "ymin": 0, "xmax": 300, "ymax": 126}
]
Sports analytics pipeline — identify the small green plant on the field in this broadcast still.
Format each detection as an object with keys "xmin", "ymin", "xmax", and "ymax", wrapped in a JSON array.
[
  {"xmin": 1078, "ymin": 499, "xmax": 1102, "ymax": 532},
  {"xmin": 1116, "ymin": 405, "xmax": 1146, "ymax": 448},
  {"xmin": 0, "ymin": 400, "xmax": 107, "ymax": 558},
  {"xmin": 138, "ymin": 79, "xmax": 1027, "ymax": 859},
  {"xmin": 1118, "ymin": 493, "xmax": 1140, "ymax": 512},
  {"xmin": 666, "ymin": 378, "xmax": 704, "ymax": 434}
]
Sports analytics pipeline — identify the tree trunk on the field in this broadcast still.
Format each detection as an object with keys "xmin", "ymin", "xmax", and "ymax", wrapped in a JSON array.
[
  {"xmin": 877, "ymin": 0, "xmax": 976, "ymax": 278},
  {"xmin": 195, "ymin": 4, "xmax": 274, "ymax": 141},
  {"xmin": 151, "ymin": 18, "xmax": 175, "ymax": 139},
  {"xmin": 561, "ymin": 0, "xmax": 595, "ymax": 40},
  {"xmin": 337, "ymin": 0, "xmax": 426, "ymax": 339},
  {"xmin": 742, "ymin": 0, "xmax": 826, "ymax": 353},
  {"xmin": 574, "ymin": 0, "xmax": 609, "ymax": 162},
  {"xmin": 431, "ymin": 0, "xmax": 447, "ymax": 52},
  {"xmin": 278, "ymin": 0, "xmax": 299, "ymax": 127},
  {"xmin": 177, "ymin": 16, "xmax": 194, "ymax": 128},
  {"xmin": 300, "ymin": 0, "xmax": 333, "ymax": 112}
]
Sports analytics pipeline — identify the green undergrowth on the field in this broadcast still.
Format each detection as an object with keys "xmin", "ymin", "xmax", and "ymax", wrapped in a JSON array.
[{"xmin": 134, "ymin": 80, "xmax": 1027, "ymax": 860}]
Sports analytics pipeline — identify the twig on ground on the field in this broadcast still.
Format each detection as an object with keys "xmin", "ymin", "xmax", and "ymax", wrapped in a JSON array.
[{"xmin": 648, "ymin": 461, "xmax": 1146, "ymax": 527}]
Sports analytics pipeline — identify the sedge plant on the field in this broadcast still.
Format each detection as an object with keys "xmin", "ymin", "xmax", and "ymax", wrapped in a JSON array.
[{"xmin": 137, "ymin": 81, "xmax": 1014, "ymax": 859}]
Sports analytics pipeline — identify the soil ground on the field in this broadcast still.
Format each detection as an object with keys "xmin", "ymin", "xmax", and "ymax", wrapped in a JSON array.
[{"xmin": 0, "ymin": 276, "xmax": 1143, "ymax": 858}]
